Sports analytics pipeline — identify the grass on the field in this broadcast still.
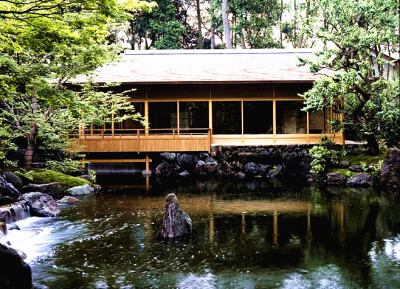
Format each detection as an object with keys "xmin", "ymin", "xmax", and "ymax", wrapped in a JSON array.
[
  {"xmin": 26, "ymin": 169, "xmax": 91, "ymax": 189},
  {"xmin": 342, "ymin": 149, "xmax": 387, "ymax": 165}
]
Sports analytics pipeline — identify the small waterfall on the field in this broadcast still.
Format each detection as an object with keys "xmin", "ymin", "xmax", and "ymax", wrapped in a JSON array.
[
  {"xmin": 0, "ymin": 201, "xmax": 31, "ymax": 225},
  {"xmin": 10, "ymin": 202, "xmax": 31, "ymax": 223}
]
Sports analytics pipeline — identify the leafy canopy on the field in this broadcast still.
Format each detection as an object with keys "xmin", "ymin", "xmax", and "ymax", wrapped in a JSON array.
[{"xmin": 300, "ymin": 0, "xmax": 399, "ymax": 148}]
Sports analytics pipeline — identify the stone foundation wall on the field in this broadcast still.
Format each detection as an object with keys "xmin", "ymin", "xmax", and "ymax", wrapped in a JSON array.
[
  {"xmin": 154, "ymin": 144, "xmax": 368, "ymax": 180},
  {"xmin": 154, "ymin": 145, "xmax": 314, "ymax": 180}
]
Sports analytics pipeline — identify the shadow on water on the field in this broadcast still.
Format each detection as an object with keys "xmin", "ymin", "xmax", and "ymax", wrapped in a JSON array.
[{"xmin": 7, "ymin": 175, "xmax": 400, "ymax": 289}]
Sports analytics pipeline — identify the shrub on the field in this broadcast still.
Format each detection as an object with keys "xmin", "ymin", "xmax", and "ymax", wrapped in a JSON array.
[
  {"xmin": 45, "ymin": 159, "xmax": 83, "ymax": 175},
  {"xmin": 309, "ymin": 136, "xmax": 343, "ymax": 177}
]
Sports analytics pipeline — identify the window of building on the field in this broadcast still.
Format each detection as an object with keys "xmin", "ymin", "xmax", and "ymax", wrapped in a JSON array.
[
  {"xmin": 309, "ymin": 110, "xmax": 325, "ymax": 134},
  {"xmin": 244, "ymin": 101, "xmax": 273, "ymax": 134},
  {"xmin": 212, "ymin": 101, "xmax": 241, "ymax": 134},
  {"xmin": 148, "ymin": 102, "xmax": 177, "ymax": 130},
  {"xmin": 276, "ymin": 101, "xmax": 306, "ymax": 134},
  {"xmin": 179, "ymin": 102, "xmax": 209, "ymax": 132}
]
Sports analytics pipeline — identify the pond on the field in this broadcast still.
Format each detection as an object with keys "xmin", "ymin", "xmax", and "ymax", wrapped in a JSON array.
[{"xmin": 6, "ymin": 177, "xmax": 400, "ymax": 289}]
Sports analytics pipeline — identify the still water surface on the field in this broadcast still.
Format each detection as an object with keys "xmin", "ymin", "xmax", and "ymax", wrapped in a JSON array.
[{"xmin": 7, "ymin": 178, "xmax": 400, "ymax": 288}]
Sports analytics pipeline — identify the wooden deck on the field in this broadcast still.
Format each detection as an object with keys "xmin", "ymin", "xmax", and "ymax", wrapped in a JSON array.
[{"xmin": 68, "ymin": 128, "xmax": 344, "ymax": 153}]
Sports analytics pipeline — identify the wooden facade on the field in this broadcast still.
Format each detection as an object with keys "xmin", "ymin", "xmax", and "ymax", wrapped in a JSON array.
[
  {"xmin": 67, "ymin": 50, "xmax": 345, "ymax": 154},
  {"xmin": 68, "ymin": 82, "xmax": 344, "ymax": 153}
]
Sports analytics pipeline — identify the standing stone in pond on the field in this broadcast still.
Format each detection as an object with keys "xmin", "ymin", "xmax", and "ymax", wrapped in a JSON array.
[{"xmin": 162, "ymin": 194, "xmax": 192, "ymax": 239}]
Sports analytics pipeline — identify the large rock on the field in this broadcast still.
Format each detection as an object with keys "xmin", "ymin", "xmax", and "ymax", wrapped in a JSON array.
[
  {"xmin": 67, "ymin": 184, "xmax": 94, "ymax": 196},
  {"xmin": 22, "ymin": 192, "xmax": 60, "ymax": 217},
  {"xmin": 3, "ymin": 173, "xmax": 23, "ymax": 190},
  {"xmin": 0, "ymin": 175, "xmax": 21, "ymax": 199},
  {"xmin": 346, "ymin": 173, "xmax": 375, "ymax": 188},
  {"xmin": 244, "ymin": 162, "xmax": 259, "ymax": 176},
  {"xmin": 203, "ymin": 161, "xmax": 218, "ymax": 174},
  {"xmin": 259, "ymin": 164, "xmax": 271, "ymax": 176},
  {"xmin": 349, "ymin": 165, "xmax": 363, "ymax": 172},
  {"xmin": 0, "ymin": 244, "xmax": 32, "ymax": 289},
  {"xmin": 160, "ymin": 152, "xmax": 177, "ymax": 162},
  {"xmin": 177, "ymin": 154, "xmax": 199, "ymax": 170},
  {"xmin": 22, "ymin": 182, "xmax": 64, "ymax": 199},
  {"xmin": 380, "ymin": 148, "xmax": 400, "ymax": 190},
  {"xmin": 327, "ymin": 172, "xmax": 347, "ymax": 186},
  {"xmin": 155, "ymin": 162, "xmax": 176, "ymax": 177},
  {"xmin": 194, "ymin": 160, "xmax": 206, "ymax": 175},
  {"xmin": 58, "ymin": 196, "xmax": 80, "ymax": 204},
  {"xmin": 162, "ymin": 194, "xmax": 192, "ymax": 239}
]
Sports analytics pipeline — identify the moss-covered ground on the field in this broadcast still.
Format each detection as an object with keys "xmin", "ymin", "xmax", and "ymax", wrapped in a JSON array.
[
  {"xmin": 329, "ymin": 148, "xmax": 387, "ymax": 176},
  {"xmin": 341, "ymin": 149, "xmax": 387, "ymax": 165},
  {"xmin": 25, "ymin": 169, "xmax": 91, "ymax": 189}
]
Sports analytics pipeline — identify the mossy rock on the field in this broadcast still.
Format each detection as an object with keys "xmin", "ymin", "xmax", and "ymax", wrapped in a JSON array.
[
  {"xmin": 330, "ymin": 168, "xmax": 358, "ymax": 178},
  {"xmin": 27, "ymin": 169, "xmax": 91, "ymax": 189}
]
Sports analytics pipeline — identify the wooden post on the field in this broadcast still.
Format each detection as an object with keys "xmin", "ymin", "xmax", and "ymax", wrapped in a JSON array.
[
  {"xmin": 111, "ymin": 111, "xmax": 115, "ymax": 137},
  {"xmin": 177, "ymin": 100, "xmax": 180, "ymax": 136},
  {"xmin": 209, "ymin": 100, "xmax": 213, "ymax": 131},
  {"xmin": 137, "ymin": 129, "xmax": 140, "ymax": 153},
  {"xmin": 273, "ymin": 209, "xmax": 278, "ymax": 246},
  {"xmin": 241, "ymin": 99, "xmax": 244, "ymax": 144},
  {"xmin": 142, "ymin": 153, "xmax": 151, "ymax": 176},
  {"xmin": 273, "ymin": 100, "xmax": 277, "ymax": 144},
  {"xmin": 145, "ymin": 101, "xmax": 149, "ymax": 136}
]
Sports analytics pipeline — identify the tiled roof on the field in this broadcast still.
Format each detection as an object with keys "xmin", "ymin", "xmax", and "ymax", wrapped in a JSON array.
[{"xmin": 67, "ymin": 49, "xmax": 321, "ymax": 84}]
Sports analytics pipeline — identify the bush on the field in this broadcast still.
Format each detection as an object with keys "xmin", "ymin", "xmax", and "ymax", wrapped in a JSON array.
[
  {"xmin": 45, "ymin": 159, "xmax": 83, "ymax": 175},
  {"xmin": 309, "ymin": 136, "xmax": 343, "ymax": 177},
  {"xmin": 28, "ymin": 169, "xmax": 90, "ymax": 189}
]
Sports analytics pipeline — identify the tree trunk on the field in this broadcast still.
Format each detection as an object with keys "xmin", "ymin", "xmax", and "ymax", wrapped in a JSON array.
[
  {"xmin": 364, "ymin": 132, "xmax": 379, "ymax": 156},
  {"xmin": 293, "ymin": 0, "xmax": 297, "ymax": 46},
  {"xmin": 240, "ymin": 28, "xmax": 246, "ymax": 49},
  {"xmin": 24, "ymin": 91, "xmax": 38, "ymax": 169},
  {"xmin": 196, "ymin": 0, "xmax": 203, "ymax": 48},
  {"xmin": 222, "ymin": 0, "xmax": 232, "ymax": 49},
  {"xmin": 297, "ymin": 0, "xmax": 310, "ymax": 48},
  {"xmin": 211, "ymin": 27, "xmax": 215, "ymax": 49}
]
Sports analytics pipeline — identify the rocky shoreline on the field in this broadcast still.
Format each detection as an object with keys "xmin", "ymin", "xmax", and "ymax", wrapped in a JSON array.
[
  {"xmin": 0, "ymin": 171, "xmax": 96, "ymax": 288},
  {"xmin": 154, "ymin": 145, "xmax": 400, "ymax": 192}
]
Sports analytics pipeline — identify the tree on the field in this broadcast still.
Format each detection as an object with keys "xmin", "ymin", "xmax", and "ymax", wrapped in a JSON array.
[
  {"xmin": 0, "ymin": 0, "xmax": 153, "ymax": 168},
  {"xmin": 221, "ymin": 0, "xmax": 232, "ymax": 48},
  {"xmin": 300, "ymin": 0, "xmax": 399, "ymax": 153}
]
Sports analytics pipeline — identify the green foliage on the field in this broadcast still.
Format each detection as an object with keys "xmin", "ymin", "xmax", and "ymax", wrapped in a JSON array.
[
  {"xmin": 0, "ymin": 0, "xmax": 152, "ymax": 167},
  {"xmin": 0, "ymin": 118, "xmax": 16, "ymax": 163},
  {"xmin": 45, "ymin": 159, "xmax": 83, "ymax": 175},
  {"xmin": 301, "ymin": 0, "xmax": 400, "ymax": 147},
  {"xmin": 309, "ymin": 136, "xmax": 343, "ymax": 176},
  {"xmin": 29, "ymin": 169, "xmax": 91, "ymax": 188}
]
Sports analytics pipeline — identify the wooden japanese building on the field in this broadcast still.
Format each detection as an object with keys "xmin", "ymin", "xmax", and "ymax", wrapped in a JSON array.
[{"xmin": 68, "ymin": 49, "xmax": 343, "ymax": 155}]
